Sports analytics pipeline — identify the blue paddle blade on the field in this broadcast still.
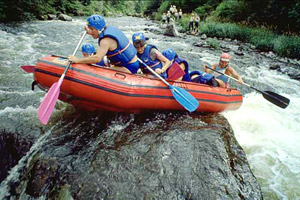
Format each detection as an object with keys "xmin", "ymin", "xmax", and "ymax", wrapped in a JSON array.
[{"xmin": 170, "ymin": 85, "xmax": 199, "ymax": 112}]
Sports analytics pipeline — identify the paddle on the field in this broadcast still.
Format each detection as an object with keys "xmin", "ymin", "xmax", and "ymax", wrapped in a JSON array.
[
  {"xmin": 137, "ymin": 58, "xmax": 199, "ymax": 112},
  {"xmin": 206, "ymin": 65, "xmax": 290, "ymax": 109},
  {"xmin": 167, "ymin": 62, "xmax": 185, "ymax": 81},
  {"xmin": 21, "ymin": 65, "xmax": 35, "ymax": 73},
  {"xmin": 37, "ymin": 31, "xmax": 87, "ymax": 125}
]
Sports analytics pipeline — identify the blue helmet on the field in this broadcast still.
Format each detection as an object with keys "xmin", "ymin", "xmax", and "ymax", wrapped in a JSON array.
[
  {"xmin": 87, "ymin": 14, "xmax": 106, "ymax": 31},
  {"xmin": 132, "ymin": 32, "xmax": 145, "ymax": 43},
  {"xmin": 162, "ymin": 48, "xmax": 176, "ymax": 61},
  {"xmin": 82, "ymin": 43, "xmax": 96, "ymax": 55}
]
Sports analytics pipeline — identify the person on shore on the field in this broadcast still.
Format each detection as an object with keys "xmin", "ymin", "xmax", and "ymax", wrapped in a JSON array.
[
  {"xmin": 132, "ymin": 32, "xmax": 171, "ymax": 78},
  {"xmin": 162, "ymin": 13, "xmax": 167, "ymax": 23},
  {"xmin": 189, "ymin": 14, "xmax": 194, "ymax": 33},
  {"xmin": 174, "ymin": 11, "xmax": 179, "ymax": 21},
  {"xmin": 194, "ymin": 14, "xmax": 200, "ymax": 33},
  {"xmin": 166, "ymin": 11, "xmax": 171, "ymax": 24},
  {"xmin": 178, "ymin": 9, "xmax": 183, "ymax": 19},
  {"xmin": 169, "ymin": 5, "xmax": 174, "ymax": 14},
  {"xmin": 68, "ymin": 14, "xmax": 139, "ymax": 74},
  {"xmin": 81, "ymin": 43, "xmax": 110, "ymax": 67},
  {"xmin": 203, "ymin": 52, "xmax": 244, "ymax": 88}
]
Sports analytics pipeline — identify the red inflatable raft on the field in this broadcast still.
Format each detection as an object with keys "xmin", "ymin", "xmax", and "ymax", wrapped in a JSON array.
[{"xmin": 33, "ymin": 55, "xmax": 243, "ymax": 113}]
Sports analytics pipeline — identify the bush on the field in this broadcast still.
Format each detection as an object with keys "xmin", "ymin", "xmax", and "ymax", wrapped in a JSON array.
[
  {"xmin": 206, "ymin": 38, "xmax": 220, "ymax": 49},
  {"xmin": 177, "ymin": 15, "xmax": 190, "ymax": 32},
  {"xmin": 199, "ymin": 21, "xmax": 300, "ymax": 59}
]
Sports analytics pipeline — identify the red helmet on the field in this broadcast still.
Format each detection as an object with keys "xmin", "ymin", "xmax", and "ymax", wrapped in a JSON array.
[{"xmin": 220, "ymin": 53, "xmax": 230, "ymax": 62}]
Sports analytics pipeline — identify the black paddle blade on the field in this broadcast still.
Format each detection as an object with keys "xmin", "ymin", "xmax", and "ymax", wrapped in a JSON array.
[{"xmin": 262, "ymin": 91, "xmax": 290, "ymax": 109}]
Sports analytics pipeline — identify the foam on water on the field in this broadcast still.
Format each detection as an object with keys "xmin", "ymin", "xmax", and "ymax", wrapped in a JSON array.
[{"xmin": 224, "ymin": 91, "xmax": 300, "ymax": 197}]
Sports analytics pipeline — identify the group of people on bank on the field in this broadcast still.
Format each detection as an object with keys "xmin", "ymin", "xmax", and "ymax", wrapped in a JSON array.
[
  {"xmin": 162, "ymin": 5, "xmax": 183, "ymax": 24},
  {"xmin": 68, "ymin": 14, "xmax": 243, "ymax": 88}
]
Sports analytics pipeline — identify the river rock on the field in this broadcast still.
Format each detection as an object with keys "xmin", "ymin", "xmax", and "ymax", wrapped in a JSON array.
[
  {"xmin": 47, "ymin": 14, "xmax": 57, "ymax": 20},
  {"xmin": 1, "ymin": 112, "xmax": 262, "ymax": 199},
  {"xmin": 200, "ymin": 34, "xmax": 207, "ymax": 40},
  {"xmin": 163, "ymin": 23, "xmax": 179, "ymax": 37},
  {"xmin": 57, "ymin": 14, "xmax": 72, "ymax": 21}
]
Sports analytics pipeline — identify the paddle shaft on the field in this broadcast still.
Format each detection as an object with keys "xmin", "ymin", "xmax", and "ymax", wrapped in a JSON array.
[
  {"xmin": 206, "ymin": 65, "xmax": 290, "ymax": 108},
  {"xmin": 37, "ymin": 31, "xmax": 87, "ymax": 125},
  {"xmin": 61, "ymin": 31, "xmax": 87, "ymax": 79},
  {"xmin": 137, "ymin": 57, "xmax": 199, "ymax": 112},
  {"xmin": 137, "ymin": 57, "xmax": 171, "ymax": 86},
  {"xmin": 206, "ymin": 65, "xmax": 265, "ymax": 94}
]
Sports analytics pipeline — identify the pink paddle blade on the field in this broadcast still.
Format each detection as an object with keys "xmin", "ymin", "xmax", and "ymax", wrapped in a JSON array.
[
  {"xmin": 21, "ymin": 65, "xmax": 35, "ymax": 73},
  {"xmin": 37, "ymin": 81, "xmax": 61, "ymax": 125},
  {"xmin": 168, "ymin": 62, "xmax": 185, "ymax": 81}
]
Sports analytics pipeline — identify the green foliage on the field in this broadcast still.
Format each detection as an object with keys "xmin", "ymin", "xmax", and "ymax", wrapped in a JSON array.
[
  {"xmin": 206, "ymin": 38, "xmax": 220, "ymax": 49},
  {"xmin": 213, "ymin": 0, "xmax": 300, "ymax": 33},
  {"xmin": 177, "ymin": 15, "xmax": 190, "ymax": 31},
  {"xmin": 154, "ymin": 1, "xmax": 169, "ymax": 21},
  {"xmin": 200, "ymin": 21, "xmax": 300, "ymax": 59},
  {"xmin": 195, "ymin": 5, "xmax": 212, "ymax": 20}
]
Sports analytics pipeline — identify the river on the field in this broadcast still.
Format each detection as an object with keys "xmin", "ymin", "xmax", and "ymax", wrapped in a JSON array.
[{"xmin": 0, "ymin": 16, "xmax": 299, "ymax": 199}]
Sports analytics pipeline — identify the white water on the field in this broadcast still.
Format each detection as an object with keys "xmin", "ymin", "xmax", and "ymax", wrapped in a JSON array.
[{"xmin": 223, "ymin": 71, "xmax": 300, "ymax": 198}]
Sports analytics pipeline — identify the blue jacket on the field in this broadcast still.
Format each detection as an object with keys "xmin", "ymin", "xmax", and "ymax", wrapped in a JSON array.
[
  {"xmin": 138, "ymin": 44, "xmax": 166, "ymax": 78},
  {"xmin": 189, "ymin": 70, "xmax": 215, "ymax": 84},
  {"xmin": 98, "ymin": 26, "xmax": 136, "ymax": 66}
]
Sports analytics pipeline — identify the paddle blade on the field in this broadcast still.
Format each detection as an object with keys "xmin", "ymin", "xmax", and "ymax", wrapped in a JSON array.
[
  {"xmin": 37, "ymin": 82, "xmax": 61, "ymax": 125},
  {"xmin": 262, "ymin": 91, "xmax": 290, "ymax": 109},
  {"xmin": 168, "ymin": 62, "xmax": 185, "ymax": 81},
  {"xmin": 170, "ymin": 85, "xmax": 199, "ymax": 112},
  {"xmin": 21, "ymin": 65, "xmax": 35, "ymax": 73}
]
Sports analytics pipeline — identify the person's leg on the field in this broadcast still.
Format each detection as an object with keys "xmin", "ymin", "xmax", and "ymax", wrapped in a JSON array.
[{"xmin": 208, "ymin": 78, "xmax": 220, "ymax": 87}]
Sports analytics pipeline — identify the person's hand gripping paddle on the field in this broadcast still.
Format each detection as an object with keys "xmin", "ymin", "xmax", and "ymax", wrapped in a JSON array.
[{"xmin": 37, "ymin": 31, "xmax": 87, "ymax": 125}]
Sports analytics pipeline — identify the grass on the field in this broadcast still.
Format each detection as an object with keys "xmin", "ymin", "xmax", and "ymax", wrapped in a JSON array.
[{"xmin": 196, "ymin": 21, "xmax": 300, "ymax": 59}]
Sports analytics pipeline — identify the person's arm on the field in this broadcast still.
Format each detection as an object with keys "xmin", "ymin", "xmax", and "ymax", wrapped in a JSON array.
[
  {"xmin": 203, "ymin": 63, "xmax": 217, "ymax": 73},
  {"xmin": 228, "ymin": 66, "xmax": 243, "ymax": 84},
  {"xmin": 152, "ymin": 49, "xmax": 171, "ymax": 74},
  {"xmin": 68, "ymin": 38, "xmax": 110, "ymax": 64}
]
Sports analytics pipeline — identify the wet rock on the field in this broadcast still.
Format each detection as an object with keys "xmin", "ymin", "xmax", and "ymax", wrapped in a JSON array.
[
  {"xmin": 235, "ymin": 50, "xmax": 244, "ymax": 56},
  {"xmin": 288, "ymin": 74, "xmax": 300, "ymax": 81},
  {"xmin": 47, "ymin": 14, "xmax": 57, "ymax": 20},
  {"xmin": 269, "ymin": 64, "xmax": 281, "ymax": 71},
  {"xmin": 163, "ymin": 23, "xmax": 179, "ymax": 37},
  {"xmin": 3, "ymin": 112, "xmax": 262, "ymax": 199},
  {"xmin": 193, "ymin": 41, "xmax": 206, "ymax": 47},
  {"xmin": 200, "ymin": 34, "xmax": 207, "ymax": 40},
  {"xmin": 0, "ymin": 130, "xmax": 33, "ymax": 183},
  {"xmin": 57, "ymin": 14, "xmax": 72, "ymax": 21}
]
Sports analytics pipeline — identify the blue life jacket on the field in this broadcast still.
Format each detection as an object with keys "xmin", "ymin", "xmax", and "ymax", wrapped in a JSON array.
[
  {"xmin": 98, "ymin": 26, "xmax": 136, "ymax": 66},
  {"xmin": 96, "ymin": 60, "xmax": 105, "ymax": 66},
  {"xmin": 174, "ymin": 56, "xmax": 190, "ymax": 81},
  {"xmin": 138, "ymin": 44, "xmax": 166, "ymax": 78},
  {"xmin": 189, "ymin": 70, "xmax": 214, "ymax": 84}
]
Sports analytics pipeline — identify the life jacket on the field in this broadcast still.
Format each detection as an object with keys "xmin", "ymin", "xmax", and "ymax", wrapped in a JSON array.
[
  {"xmin": 98, "ymin": 26, "xmax": 136, "ymax": 66},
  {"xmin": 211, "ymin": 63, "xmax": 229, "ymax": 84},
  {"xmin": 138, "ymin": 44, "xmax": 166, "ymax": 78},
  {"xmin": 189, "ymin": 70, "xmax": 214, "ymax": 84},
  {"xmin": 174, "ymin": 56, "xmax": 190, "ymax": 81}
]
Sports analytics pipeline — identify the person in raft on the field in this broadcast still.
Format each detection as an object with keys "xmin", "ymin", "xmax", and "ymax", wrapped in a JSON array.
[
  {"xmin": 162, "ymin": 48, "xmax": 190, "ymax": 81},
  {"xmin": 203, "ymin": 52, "xmax": 244, "ymax": 88},
  {"xmin": 68, "ymin": 14, "xmax": 139, "ymax": 74},
  {"xmin": 132, "ymin": 32, "xmax": 171, "ymax": 78},
  {"xmin": 81, "ymin": 43, "xmax": 110, "ymax": 67},
  {"xmin": 162, "ymin": 48, "xmax": 219, "ymax": 86}
]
